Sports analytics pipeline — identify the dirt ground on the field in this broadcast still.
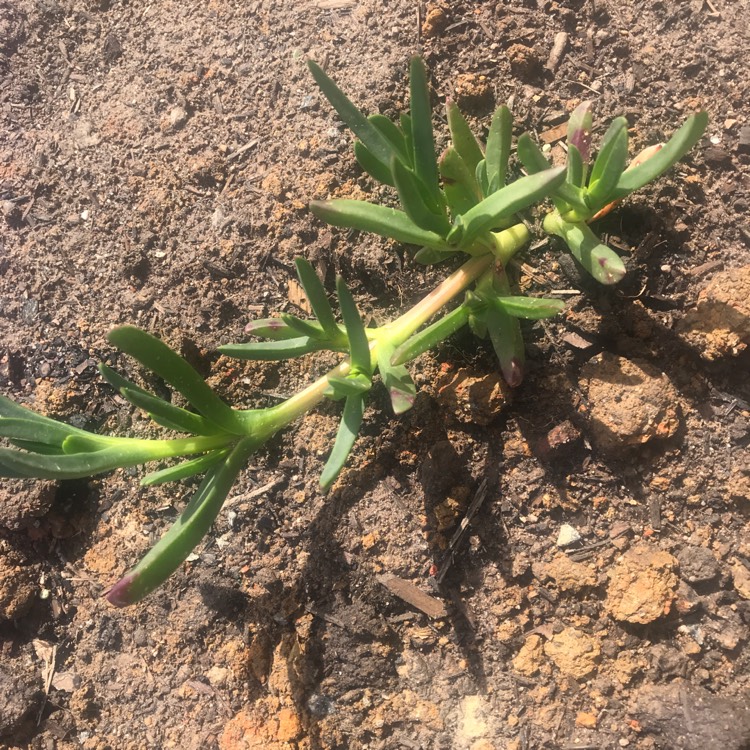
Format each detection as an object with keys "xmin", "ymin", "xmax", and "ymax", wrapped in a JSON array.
[{"xmin": 1, "ymin": 0, "xmax": 749, "ymax": 748}]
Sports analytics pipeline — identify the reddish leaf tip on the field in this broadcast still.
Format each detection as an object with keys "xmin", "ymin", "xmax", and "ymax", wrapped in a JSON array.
[
  {"xmin": 505, "ymin": 358, "xmax": 524, "ymax": 388},
  {"xmin": 104, "ymin": 574, "xmax": 138, "ymax": 608}
]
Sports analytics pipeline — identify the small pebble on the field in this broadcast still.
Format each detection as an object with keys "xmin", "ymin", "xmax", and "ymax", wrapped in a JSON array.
[
  {"xmin": 556, "ymin": 524, "xmax": 582, "ymax": 547},
  {"xmin": 169, "ymin": 106, "xmax": 188, "ymax": 129}
]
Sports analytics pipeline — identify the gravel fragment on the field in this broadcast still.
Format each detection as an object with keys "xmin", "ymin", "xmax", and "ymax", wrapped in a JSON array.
[
  {"xmin": 556, "ymin": 524, "xmax": 581, "ymax": 547},
  {"xmin": 676, "ymin": 545, "xmax": 720, "ymax": 584}
]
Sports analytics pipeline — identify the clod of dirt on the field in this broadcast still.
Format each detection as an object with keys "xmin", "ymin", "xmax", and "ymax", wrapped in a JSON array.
[
  {"xmin": 0, "ymin": 538, "xmax": 37, "ymax": 620},
  {"xmin": 512, "ymin": 634, "xmax": 546, "ymax": 677},
  {"xmin": 458, "ymin": 695, "xmax": 492, "ymax": 742},
  {"xmin": 2, "ymin": 199, "xmax": 23, "ymax": 228},
  {"xmin": 434, "ymin": 367, "xmax": 511, "ymax": 426},
  {"xmin": 168, "ymin": 105, "xmax": 188, "ymax": 130},
  {"xmin": 453, "ymin": 72, "xmax": 493, "ymax": 112},
  {"xmin": 537, "ymin": 419, "xmax": 582, "ymax": 459},
  {"xmin": 630, "ymin": 680, "xmax": 750, "ymax": 750},
  {"xmin": 605, "ymin": 543, "xmax": 679, "ymax": 624},
  {"xmin": 727, "ymin": 463, "xmax": 750, "ymax": 503},
  {"xmin": 0, "ymin": 661, "xmax": 43, "ymax": 740},
  {"xmin": 534, "ymin": 552, "xmax": 596, "ymax": 592},
  {"xmin": 674, "ymin": 580, "xmax": 701, "ymax": 615},
  {"xmin": 543, "ymin": 626, "xmax": 601, "ymax": 679},
  {"xmin": 676, "ymin": 265, "xmax": 750, "ymax": 360},
  {"xmin": 421, "ymin": 2, "xmax": 449, "ymax": 38},
  {"xmin": 676, "ymin": 545, "xmax": 720, "ymax": 584},
  {"xmin": 221, "ymin": 706, "xmax": 305, "ymax": 750},
  {"xmin": 580, "ymin": 353, "xmax": 682, "ymax": 454},
  {"xmin": 374, "ymin": 691, "xmax": 445, "ymax": 734},
  {"xmin": 506, "ymin": 43, "xmax": 541, "ymax": 79},
  {"xmin": 220, "ymin": 636, "xmax": 307, "ymax": 750},
  {"xmin": 0, "ymin": 478, "xmax": 57, "ymax": 530},
  {"xmin": 731, "ymin": 560, "xmax": 750, "ymax": 599}
]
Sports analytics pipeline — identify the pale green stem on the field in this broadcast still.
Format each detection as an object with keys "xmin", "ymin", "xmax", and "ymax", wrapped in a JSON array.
[
  {"xmin": 262, "ymin": 223, "xmax": 531, "ymax": 429},
  {"xmin": 114, "ymin": 433, "xmax": 235, "ymax": 458}
]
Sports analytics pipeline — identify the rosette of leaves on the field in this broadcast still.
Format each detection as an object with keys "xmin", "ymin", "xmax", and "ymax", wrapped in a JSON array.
[
  {"xmin": 517, "ymin": 102, "xmax": 708, "ymax": 284},
  {"xmin": 306, "ymin": 56, "xmax": 567, "ymax": 385}
]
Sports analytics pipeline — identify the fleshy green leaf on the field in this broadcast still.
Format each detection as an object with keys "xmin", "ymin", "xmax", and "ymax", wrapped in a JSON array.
[
  {"xmin": 280, "ymin": 314, "xmax": 328, "ymax": 341},
  {"xmin": 106, "ymin": 437, "xmax": 257, "ymax": 606},
  {"xmin": 587, "ymin": 117, "xmax": 629, "ymax": 208},
  {"xmin": 307, "ymin": 60, "xmax": 394, "ymax": 169},
  {"xmin": 0, "ymin": 442, "xmax": 171, "ymax": 480},
  {"xmin": 544, "ymin": 214, "xmax": 626, "ymax": 285},
  {"xmin": 453, "ymin": 167, "xmax": 566, "ymax": 248},
  {"xmin": 610, "ymin": 111, "xmax": 708, "ymax": 200},
  {"xmin": 567, "ymin": 144, "xmax": 585, "ymax": 188},
  {"xmin": 7, "ymin": 440, "xmax": 66, "ymax": 456},
  {"xmin": 0, "ymin": 418, "xmax": 112, "ymax": 451},
  {"xmin": 0, "ymin": 395, "xmax": 109, "ymax": 442},
  {"xmin": 517, "ymin": 132, "xmax": 551, "ymax": 174},
  {"xmin": 354, "ymin": 140, "xmax": 395, "ymax": 186},
  {"xmin": 336, "ymin": 276, "xmax": 372, "ymax": 375},
  {"xmin": 390, "ymin": 305, "xmax": 470, "ymax": 365},
  {"xmin": 485, "ymin": 105, "xmax": 512, "ymax": 194},
  {"xmin": 440, "ymin": 146, "xmax": 482, "ymax": 218},
  {"xmin": 100, "ymin": 365, "xmax": 222, "ymax": 436},
  {"xmin": 244, "ymin": 318, "xmax": 303, "ymax": 340},
  {"xmin": 494, "ymin": 296, "xmax": 566, "ymax": 320},
  {"xmin": 325, "ymin": 373, "xmax": 372, "ymax": 400},
  {"xmin": 310, "ymin": 199, "xmax": 450, "ymax": 250},
  {"xmin": 567, "ymin": 101, "xmax": 593, "ymax": 163},
  {"xmin": 392, "ymin": 158, "xmax": 451, "ymax": 237},
  {"xmin": 446, "ymin": 99, "xmax": 484, "ymax": 175},
  {"xmin": 140, "ymin": 449, "xmax": 230, "ymax": 487},
  {"xmin": 476, "ymin": 159, "xmax": 489, "ymax": 197},
  {"xmin": 400, "ymin": 113, "xmax": 414, "ymax": 164},
  {"xmin": 219, "ymin": 337, "xmax": 333, "ymax": 361},
  {"xmin": 516, "ymin": 139, "xmax": 589, "ymax": 214},
  {"xmin": 120, "ymin": 386, "xmax": 224, "ymax": 436},
  {"xmin": 107, "ymin": 326, "xmax": 245, "ymax": 435},
  {"xmin": 588, "ymin": 117, "xmax": 628, "ymax": 187},
  {"xmin": 368, "ymin": 114, "xmax": 411, "ymax": 165},
  {"xmin": 412, "ymin": 247, "xmax": 458, "ymax": 265},
  {"xmin": 486, "ymin": 304, "xmax": 525, "ymax": 387},
  {"xmin": 319, "ymin": 393, "xmax": 365, "ymax": 491},
  {"xmin": 376, "ymin": 342, "xmax": 416, "ymax": 415},
  {"xmin": 408, "ymin": 56, "xmax": 442, "ymax": 207},
  {"xmin": 294, "ymin": 258, "xmax": 341, "ymax": 340}
]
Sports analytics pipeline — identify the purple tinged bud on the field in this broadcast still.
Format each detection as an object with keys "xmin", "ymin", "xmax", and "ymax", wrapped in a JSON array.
[
  {"xmin": 505, "ymin": 358, "xmax": 524, "ymax": 388},
  {"xmin": 245, "ymin": 318, "xmax": 284, "ymax": 333},
  {"xmin": 104, "ymin": 574, "xmax": 138, "ymax": 608},
  {"xmin": 391, "ymin": 388, "xmax": 415, "ymax": 414},
  {"xmin": 567, "ymin": 101, "xmax": 593, "ymax": 163}
]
